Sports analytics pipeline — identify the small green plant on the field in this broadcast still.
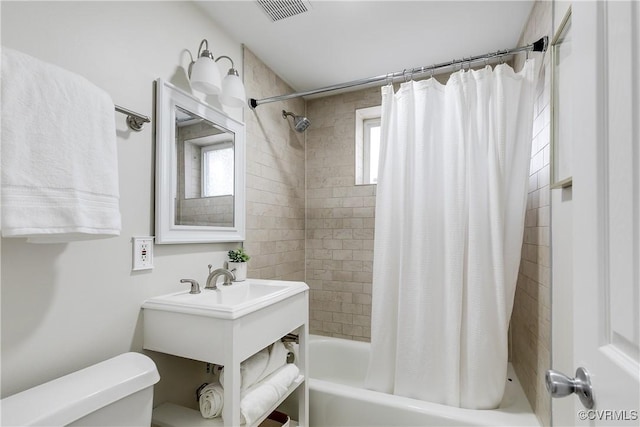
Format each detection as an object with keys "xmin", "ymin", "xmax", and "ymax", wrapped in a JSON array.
[{"xmin": 228, "ymin": 247, "xmax": 250, "ymax": 263}]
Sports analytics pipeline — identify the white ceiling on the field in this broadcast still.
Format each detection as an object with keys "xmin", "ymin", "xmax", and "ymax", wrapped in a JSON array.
[{"xmin": 197, "ymin": 1, "xmax": 533, "ymax": 94}]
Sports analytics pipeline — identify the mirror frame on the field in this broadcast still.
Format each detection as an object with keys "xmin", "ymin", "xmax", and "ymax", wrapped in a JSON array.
[
  {"xmin": 155, "ymin": 78, "xmax": 246, "ymax": 243},
  {"xmin": 550, "ymin": 7, "xmax": 573, "ymax": 189}
]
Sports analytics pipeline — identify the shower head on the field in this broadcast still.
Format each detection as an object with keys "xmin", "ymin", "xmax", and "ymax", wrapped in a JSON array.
[{"xmin": 282, "ymin": 110, "xmax": 311, "ymax": 132}]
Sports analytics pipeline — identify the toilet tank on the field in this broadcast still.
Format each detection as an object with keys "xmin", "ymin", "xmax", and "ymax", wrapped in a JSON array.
[{"xmin": 1, "ymin": 352, "xmax": 160, "ymax": 426}]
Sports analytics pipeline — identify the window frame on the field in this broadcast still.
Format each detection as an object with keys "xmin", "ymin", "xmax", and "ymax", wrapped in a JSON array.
[
  {"xmin": 201, "ymin": 141, "xmax": 234, "ymax": 198},
  {"xmin": 355, "ymin": 105, "xmax": 382, "ymax": 185}
]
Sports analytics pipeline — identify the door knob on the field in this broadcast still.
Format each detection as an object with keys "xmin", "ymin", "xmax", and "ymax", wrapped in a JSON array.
[{"xmin": 545, "ymin": 367, "xmax": 595, "ymax": 409}]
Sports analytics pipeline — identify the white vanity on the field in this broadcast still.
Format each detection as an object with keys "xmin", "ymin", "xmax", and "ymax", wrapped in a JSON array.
[
  {"xmin": 143, "ymin": 279, "xmax": 309, "ymax": 427},
  {"xmin": 148, "ymin": 78, "xmax": 307, "ymax": 425}
]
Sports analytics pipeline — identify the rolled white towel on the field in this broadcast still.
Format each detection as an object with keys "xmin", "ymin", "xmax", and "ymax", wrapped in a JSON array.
[
  {"xmin": 220, "ymin": 347, "xmax": 269, "ymax": 391},
  {"xmin": 238, "ymin": 363, "xmax": 300, "ymax": 425},
  {"xmin": 198, "ymin": 382, "xmax": 224, "ymax": 419},
  {"xmin": 220, "ymin": 341, "xmax": 290, "ymax": 392}
]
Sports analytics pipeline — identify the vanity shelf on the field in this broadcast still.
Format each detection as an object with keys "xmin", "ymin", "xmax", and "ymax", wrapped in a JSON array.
[
  {"xmin": 143, "ymin": 279, "xmax": 309, "ymax": 427},
  {"xmin": 152, "ymin": 375, "xmax": 304, "ymax": 427}
]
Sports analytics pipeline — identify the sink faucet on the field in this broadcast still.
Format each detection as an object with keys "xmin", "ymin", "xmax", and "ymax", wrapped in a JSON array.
[
  {"xmin": 180, "ymin": 279, "xmax": 201, "ymax": 294},
  {"xmin": 205, "ymin": 268, "xmax": 236, "ymax": 290}
]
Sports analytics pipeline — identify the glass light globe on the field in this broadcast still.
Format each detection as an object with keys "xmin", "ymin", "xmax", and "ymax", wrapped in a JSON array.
[
  {"xmin": 190, "ymin": 56, "xmax": 222, "ymax": 95},
  {"xmin": 220, "ymin": 71, "xmax": 246, "ymax": 108}
]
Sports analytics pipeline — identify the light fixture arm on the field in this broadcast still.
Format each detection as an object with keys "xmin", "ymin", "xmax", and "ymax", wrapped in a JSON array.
[
  {"xmin": 215, "ymin": 55, "xmax": 234, "ymax": 68},
  {"xmin": 197, "ymin": 39, "xmax": 214, "ymax": 60},
  {"xmin": 215, "ymin": 55, "xmax": 239, "ymax": 76}
]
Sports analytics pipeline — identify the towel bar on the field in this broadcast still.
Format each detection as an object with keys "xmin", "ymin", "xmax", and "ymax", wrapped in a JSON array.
[{"xmin": 115, "ymin": 104, "xmax": 151, "ymax": 132}]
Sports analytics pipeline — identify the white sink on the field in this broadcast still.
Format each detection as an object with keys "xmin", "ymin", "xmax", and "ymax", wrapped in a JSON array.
[
  {"xmin": 142, "ymin": 278, "xmax": 310, "ymax": 427},
  {"xmin": 142, "ymin": 279, "xmax": 308, "ymax": 320}
]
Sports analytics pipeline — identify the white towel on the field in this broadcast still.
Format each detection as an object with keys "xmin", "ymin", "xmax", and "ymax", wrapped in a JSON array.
[
  {"xmin": 220, "ymin": 341, "xmax": 289, "ymax": 391},
  {"xmin": 198, "ymin": 382, "xmax": 224, "ymax": 419},
  {"xmin": 1, "ymin": 48, "xmax": 121, "ymax": 242},
  {"xmin": 220, "ymin": 347, "xmax": 269, "ymax": 391},
  {"xmin": 256, "ymin": 340, "xmax": 289, "ymax": 384},
  {"xmin": 237, "ymin": 364, "xmax": 300, "ymax": 425}
]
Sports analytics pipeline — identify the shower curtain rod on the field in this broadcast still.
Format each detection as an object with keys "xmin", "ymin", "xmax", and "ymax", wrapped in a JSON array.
[{"xmin": 249, "ymin": 36, "xmax": 548, "ymax": 109}]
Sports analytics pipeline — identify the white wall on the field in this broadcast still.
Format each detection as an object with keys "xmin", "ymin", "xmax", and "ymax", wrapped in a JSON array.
[{"xmin": 0, "ymin": 1, "xmax": 243, "ymax": 400}]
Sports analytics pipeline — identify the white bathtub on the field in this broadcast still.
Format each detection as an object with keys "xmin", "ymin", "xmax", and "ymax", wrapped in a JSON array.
[{"xmin": 297, "ymin": 335, "xmax": 540, "ymax": 427}]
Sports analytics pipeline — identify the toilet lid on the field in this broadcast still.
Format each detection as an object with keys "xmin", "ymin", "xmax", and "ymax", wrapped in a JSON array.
[{"xmin": 0, "ymin": 352, "xmax": 159, "ymax": 426}]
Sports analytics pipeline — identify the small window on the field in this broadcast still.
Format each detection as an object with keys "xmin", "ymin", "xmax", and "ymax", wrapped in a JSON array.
[
  {"xmin": 355, "ymin": 106, "xmax": 382, "ymax": 185},
  {"xmin": 202, "ymin": 142, "xmax": 234, "ymax": 197}
]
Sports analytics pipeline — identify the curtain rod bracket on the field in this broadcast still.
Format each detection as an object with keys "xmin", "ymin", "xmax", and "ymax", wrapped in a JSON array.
[{"xmin": 532, "ymin": 36, "xmax": 548, "ymax": 53}]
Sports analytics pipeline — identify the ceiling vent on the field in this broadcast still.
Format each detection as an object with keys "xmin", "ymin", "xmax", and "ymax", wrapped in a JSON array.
[{"xmin": 256, "ymin": 0, "xmax": 311, "ymax": 22}]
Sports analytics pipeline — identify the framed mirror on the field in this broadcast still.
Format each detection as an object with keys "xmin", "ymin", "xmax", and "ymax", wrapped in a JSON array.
[{"xmin": 155, "ymin": 79, "xmax": 245, "ymax": 243}]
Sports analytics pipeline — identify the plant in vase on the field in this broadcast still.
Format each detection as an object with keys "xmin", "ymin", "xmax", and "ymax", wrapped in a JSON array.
[{"xmin": 227, "ymin": 247, "xmax": 250, "ymax": 282}]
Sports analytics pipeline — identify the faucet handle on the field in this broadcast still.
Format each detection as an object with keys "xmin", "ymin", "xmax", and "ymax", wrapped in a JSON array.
[
  {"xmin": 180, "ymin": 279, "xmax": 201, "ymax": 294},
  {"xmin": 223, "ymin": 270, "xmax": 236, "ymax": 286}
]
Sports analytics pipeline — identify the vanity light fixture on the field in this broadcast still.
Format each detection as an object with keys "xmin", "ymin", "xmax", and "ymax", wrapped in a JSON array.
[{"xmin": 187, "ymin": 39, "xmax": 246, "ymax": 108}]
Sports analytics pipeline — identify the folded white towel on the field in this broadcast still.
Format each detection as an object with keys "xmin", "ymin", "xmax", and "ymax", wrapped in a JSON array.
[
  {"xmin": 237, "ymin": 364, "xmax": 300, "ymax": 425},
  {"xmin": 1, "ymin": 48, "xmax": 121, "ymax": 242},
  {"xmin": 256, "ymin": 340, "xmax": 289, "ymax": 384},
  {"xmin": 220, "ymin": 341, "xmax": 289, "ymax": 392},
  {"xmin": 220, "ymin": 347, "xmax": 269, "ymax": 391},
  {"xmin": 198, "ymin": 382, "xmax": 224, "ymax": 419}
]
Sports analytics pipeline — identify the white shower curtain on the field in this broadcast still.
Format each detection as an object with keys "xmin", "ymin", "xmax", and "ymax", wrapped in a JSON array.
[{"xmin": 365, "ymin": 60, "xmax": 537, "ymax": 409}]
